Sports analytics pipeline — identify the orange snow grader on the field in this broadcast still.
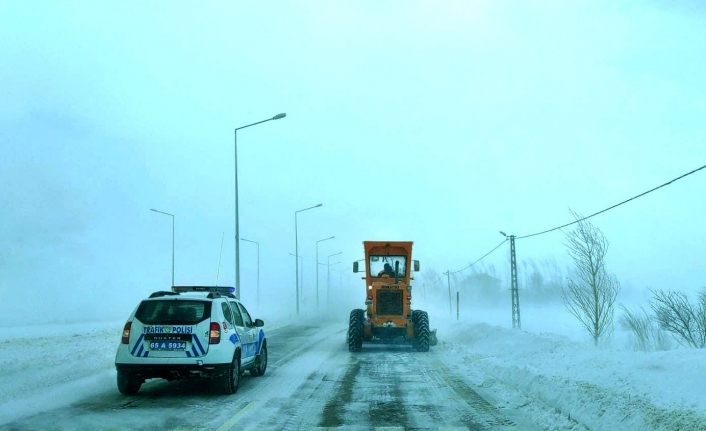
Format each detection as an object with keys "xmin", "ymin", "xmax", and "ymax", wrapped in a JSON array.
[{"xmin": 348, "ymin": 241, "xmax": 433, "ymax": 352}]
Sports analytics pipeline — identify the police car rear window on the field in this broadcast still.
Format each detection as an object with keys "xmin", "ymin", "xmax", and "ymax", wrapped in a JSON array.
[{"xmin": 135, "ymin": 300, "xmax": 211, "ymax": 325}]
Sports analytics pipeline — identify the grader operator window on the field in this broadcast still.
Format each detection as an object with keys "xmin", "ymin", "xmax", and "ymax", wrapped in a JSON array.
[{"xmin": 369, "ymin": 255, "xmax": 407, "ymax": 278}]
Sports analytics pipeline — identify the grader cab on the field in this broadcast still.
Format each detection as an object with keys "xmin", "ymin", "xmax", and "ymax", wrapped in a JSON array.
[{"xmin": 348, "ymin": 241, "xmax": 433, "ymax": 352}]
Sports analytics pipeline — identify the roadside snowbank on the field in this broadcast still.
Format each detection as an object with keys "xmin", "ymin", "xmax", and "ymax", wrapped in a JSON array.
[
  {"xmin": 0, "ymin": 322, "xmax": 122, "ymax": 425},
  {"xmin": 439, "ymin": 320, "xmax": 706, "ymax": 431}
]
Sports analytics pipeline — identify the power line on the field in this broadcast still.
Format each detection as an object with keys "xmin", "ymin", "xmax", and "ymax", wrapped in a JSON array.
[
  {"xmin": 447, "ymin": 164, "xmax": 705, "ymax": 281},
  {"xmin": 452, "ymin": 239, "xmax": 507, "ymax": 274},
  {"xmin": 517, "ymin": 163, "xmax": 706, "ymax": 240}
]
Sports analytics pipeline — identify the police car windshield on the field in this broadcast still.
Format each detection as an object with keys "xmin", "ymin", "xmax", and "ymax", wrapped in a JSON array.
[{"xmin": 135, "ymin": 300, "xmax": 211, "ymax": 325}]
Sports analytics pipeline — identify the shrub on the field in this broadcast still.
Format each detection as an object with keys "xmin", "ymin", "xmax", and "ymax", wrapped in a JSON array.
[{"xmin": 650, "ymin": 289, "xmax": 706, "ymax": 349}]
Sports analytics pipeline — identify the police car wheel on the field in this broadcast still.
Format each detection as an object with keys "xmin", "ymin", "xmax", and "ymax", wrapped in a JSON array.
[
  {"xmin": 117, "ymin": 370, "xmax": 141, "ymax": 395},
  {"xmin": 218, "ymin": 355, "xmax": 240, "ymax": 394},
  {"xmin": 250, "ymin": 342, "xmax": 267, "ymax": 377}
]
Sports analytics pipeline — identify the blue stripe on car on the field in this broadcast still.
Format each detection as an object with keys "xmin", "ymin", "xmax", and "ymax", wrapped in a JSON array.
[
  {"xmin": 186, "ymin": 351, "xmax": 192, "ymax": 357},
  {"xmin": 257, "ymin": 330, "xmax": 265, "ymax": 353},
  {"xmin": 192, "ymin": 334, "xmax": 205, "ymax": 355},
  {"xmin": 131, "ymin": 334, "xmax": 145, "ymax": 355},
  {"xmin": 136, "ymin": 344, "xmax": 144, "ymax": 357}
]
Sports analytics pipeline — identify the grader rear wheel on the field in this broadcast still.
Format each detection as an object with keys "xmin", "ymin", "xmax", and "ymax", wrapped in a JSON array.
[{"xmin": 412, "ymin": 310, "xmax": 430, "ymax": 352}]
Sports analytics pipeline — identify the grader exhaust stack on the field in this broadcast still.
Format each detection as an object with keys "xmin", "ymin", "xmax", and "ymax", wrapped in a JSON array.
[{"xmin": 348, "ymin": 241, "xmax": 435, "ymax": 352}]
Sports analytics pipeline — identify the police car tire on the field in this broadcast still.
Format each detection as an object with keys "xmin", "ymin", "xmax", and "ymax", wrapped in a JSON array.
[
  {"xmin": 117, "ymin": 370, "xmax": 141, "ymax": 395},
  {"xmin": 218, "ymin": 354, "xmax": 240, "ymax": 394},
  {"xmin": 250, "ymin": 342, "xmax": 267, "ymax": 377}
]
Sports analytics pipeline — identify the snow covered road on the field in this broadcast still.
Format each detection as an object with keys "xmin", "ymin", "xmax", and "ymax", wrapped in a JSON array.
[{"xmin": 1, "ymin": 320, "xmax": 704, "ymax": 430}]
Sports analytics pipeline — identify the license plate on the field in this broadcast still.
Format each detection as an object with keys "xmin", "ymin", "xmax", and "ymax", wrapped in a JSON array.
[{"xmin": 149, "ymin": 341, "xmax": 187, "ymax": 351}]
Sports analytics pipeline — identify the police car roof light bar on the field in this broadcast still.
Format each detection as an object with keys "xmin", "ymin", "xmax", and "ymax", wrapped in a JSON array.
[{"xmin": 171, "ymin": 286, "xmax": 236, "ymax": 294}]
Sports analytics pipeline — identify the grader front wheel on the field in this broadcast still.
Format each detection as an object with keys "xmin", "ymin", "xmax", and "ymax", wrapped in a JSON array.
[{"xmin": 348, "ymin": 309, "xmax": 364, "ymax": 352}]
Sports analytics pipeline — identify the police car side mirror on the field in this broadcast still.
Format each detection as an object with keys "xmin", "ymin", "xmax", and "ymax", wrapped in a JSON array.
[
  {"xmin": 353, "ymin": 261, "xmax": 359, "ymax": 273},
  {"xmin": 254, "ymin": 318, "xmax": 264, "ymax": 327},
  {"xmin": 414, "ymin": 260, "xmax": 420, "ymax": 272}
]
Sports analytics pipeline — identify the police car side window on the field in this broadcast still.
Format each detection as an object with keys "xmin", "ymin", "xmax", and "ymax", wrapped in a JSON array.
[
  {"xmin": 221, "ymin": 302, "xmax": 234, "ymax": 325},
  {"xmin": 238, "ymin": 303, "xmax": 253, "ymax": 327},
  {"xmin": 229, "ymin": 301, "xmax": 244, "ymax": 327}
]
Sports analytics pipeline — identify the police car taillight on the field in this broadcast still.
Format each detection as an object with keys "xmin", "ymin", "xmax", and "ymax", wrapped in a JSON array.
[
  {"xmin": 209, "ymin": 322, "xmax": 221, "ymax": 344},
  {"xmin": 121, "ymin": 321, "xmax": 132, "ymax": 344}
]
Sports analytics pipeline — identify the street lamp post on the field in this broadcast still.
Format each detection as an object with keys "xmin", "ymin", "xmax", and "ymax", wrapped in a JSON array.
[
  {"xmin": 241, "ymin": 237, "xmax": 259, "ymax": 307},
  {"xmin": 150, "ymin": 208, "xmax": 175, "ymax": 286},
  {"xmin": 327, "ymin": 251, "xmax": 342, "ymax": 306},
  {"xmin": 288, "ymin": 252, "xmax": 304, "ymax": 300},
  {"xmin": 315, "ymin": 236, "xmax": 335, "ymax": 309},
  {"xmin": 234, "ymin": 112, "xmax": 286, "ymax": 299},
  {"xmin": 295, "ymin": 203, "xmax": 323, "ymax": 315}
]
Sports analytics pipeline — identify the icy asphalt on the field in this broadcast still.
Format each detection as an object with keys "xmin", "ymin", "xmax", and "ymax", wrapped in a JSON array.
[{"xmin": 0, "ymin": 319, "xmax": 704, "ymax": 430}]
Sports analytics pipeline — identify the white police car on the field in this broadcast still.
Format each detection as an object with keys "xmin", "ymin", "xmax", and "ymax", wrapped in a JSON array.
[{"xmin": 115, "ymin": 286, "xmax": 267, "ymax": 395}]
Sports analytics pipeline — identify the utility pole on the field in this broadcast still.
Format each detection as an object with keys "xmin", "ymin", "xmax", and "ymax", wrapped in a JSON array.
[
  {"xmin": 509, "ymin": 235, "xmax": 521, "ymax": 329},
  {"xmin": 456, "ymin": 291, "xmax": 460, "ymax": 321},
  {"xmin": 500, "ymin": 231, "xmax": 521, "ymax": 329},
  {"xmin": 444, "ymin": 270, "xmax": 452, "ymax": 318}
]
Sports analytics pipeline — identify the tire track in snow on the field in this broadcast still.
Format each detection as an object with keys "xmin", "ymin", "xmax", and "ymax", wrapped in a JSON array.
[
  {"xmin": 243, "ymin": 331, "xmax": 351, "ymax": 430},
  {"xmin": 312, "ymin": 342, "xmax": 520, "ymax": 430},
  {"xmin": 429, "ymin": 357, "xmax": 515, "ymax": 429},
  {"xmin": 319, "ymin": 360, "xmax": 361, "ymax": 427},
  {"xmin": 363, "ymin": 354, "xmax": 410, "ymax": 429}
]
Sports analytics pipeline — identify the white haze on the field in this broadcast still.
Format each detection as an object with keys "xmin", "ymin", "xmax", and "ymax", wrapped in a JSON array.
[{"xmin": 1, "ymin": 1, "xmax": 705, "ymax": 326}]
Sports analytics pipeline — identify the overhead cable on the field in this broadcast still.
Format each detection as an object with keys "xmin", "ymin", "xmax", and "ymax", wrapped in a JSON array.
[
  {"xmin": 517, "ymin": 163, "xmax": 706, "ymax": 240},
  {"xmin": 452, "ymin": 239, "xmax": 507, "ymax": 274}
]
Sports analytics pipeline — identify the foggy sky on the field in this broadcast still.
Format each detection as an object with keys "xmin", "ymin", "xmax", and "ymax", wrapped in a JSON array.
[{"xmin": 1, "ymin": 1, "xmax": 705, "ymax": 325}]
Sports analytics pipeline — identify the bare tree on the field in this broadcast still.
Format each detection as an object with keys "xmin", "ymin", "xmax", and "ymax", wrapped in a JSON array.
[
  {"xmin": 419, "ymin": 268, "xmax": 444, "ymax": 304},
  {"xmin": 650, "ymin": 289, "xmax": 706, "ymax": 348},
  {"xmin": 562, "ymin": 212, "xmax": 620, "ymax": 345},
  {"xmin": 620, "ymin": 305, "xmax": 651, "ymax": 351},
  {"xmin": 620, "ymin": 305, "xmax": 671, "ymax": 351}
]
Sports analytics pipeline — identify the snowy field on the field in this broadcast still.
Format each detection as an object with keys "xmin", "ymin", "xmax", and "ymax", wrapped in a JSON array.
[
  {"xmin": 439, "ymin": 321, "xmax": 706, "ymax": 430},
  {"xmin": 0, "ymin": 306, "xmax": 705, "ymax": 430}
]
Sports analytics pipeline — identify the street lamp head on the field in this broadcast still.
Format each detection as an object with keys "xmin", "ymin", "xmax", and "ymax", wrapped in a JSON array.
[
  {"xmin": 499, "ymin": 231, "xmax": 507, "ymax": 237},
  {"xmin": 150, "ymin": 208, "xmax": 174, "ymax": 217},
  {"xmin": 272, "ymin": 113, "xmax": 286, "ymax": 120},
  {"xmin": 297, "ymin": 203, "xmax": 324, "ymax": 214}
]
